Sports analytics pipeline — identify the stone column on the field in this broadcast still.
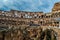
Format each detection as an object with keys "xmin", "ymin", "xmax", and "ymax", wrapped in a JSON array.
[{"xmin": 59, "ymin": 22, "xmax": 60, "ymax": 29}]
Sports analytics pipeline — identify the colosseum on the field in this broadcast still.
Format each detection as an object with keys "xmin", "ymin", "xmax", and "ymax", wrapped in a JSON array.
[{"xmin": 0, "ymin": 2, "xmax": 60, "ymax": 40}]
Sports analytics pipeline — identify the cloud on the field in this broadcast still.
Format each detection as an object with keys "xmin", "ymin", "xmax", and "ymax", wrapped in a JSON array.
[{"xmin": 0, "ymin": 0, "xmax": 60, "ymax": 13}]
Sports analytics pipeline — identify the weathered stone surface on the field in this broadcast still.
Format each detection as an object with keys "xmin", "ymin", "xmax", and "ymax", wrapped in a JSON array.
[
  {"xmin": 52, "ymin": 2, "xmax": 60, "ymax": 12},
  {"xmin": 0, "ymin": 2, "xmax": 60, "ymax": 40}
]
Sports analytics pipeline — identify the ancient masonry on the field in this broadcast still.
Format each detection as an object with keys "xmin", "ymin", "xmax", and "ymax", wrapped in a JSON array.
[{"xmin": 0, "ymin": 2, "xmax": 60, "ymax": 40}]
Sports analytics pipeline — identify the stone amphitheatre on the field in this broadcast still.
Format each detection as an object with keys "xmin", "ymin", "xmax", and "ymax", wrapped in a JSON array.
[{"xmin": 0, "ymin": 2, "xmax": 60, "ymax": 40}]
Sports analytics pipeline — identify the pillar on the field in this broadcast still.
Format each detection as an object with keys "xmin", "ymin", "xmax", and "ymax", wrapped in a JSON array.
[{"xmin": 59, "ymin": 22, "xmax": 60, "ymax": 29}]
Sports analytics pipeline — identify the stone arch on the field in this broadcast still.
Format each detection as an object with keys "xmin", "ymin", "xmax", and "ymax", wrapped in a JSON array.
[{"xmin": 40, "ymin": 29, "xmax": 57, "ymax": 40}]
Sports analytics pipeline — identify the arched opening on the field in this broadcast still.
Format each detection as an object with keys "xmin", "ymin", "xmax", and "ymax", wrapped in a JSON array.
[{"xmin": 40, "ymin": 29, "xmax": 57, "ymax": 40}]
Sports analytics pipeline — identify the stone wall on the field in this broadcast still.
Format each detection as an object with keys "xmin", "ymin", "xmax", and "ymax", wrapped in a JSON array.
[
  {"xmin": 52, "ymin": 2, "xmax": 60, "ymax": 13},
  {"xmin": 0, "ymin": 2, "xmax": 60, "ymax": 40},
  {"xmin": 0, "ymin": 26, "xmax": 58, "ymax": 40}
]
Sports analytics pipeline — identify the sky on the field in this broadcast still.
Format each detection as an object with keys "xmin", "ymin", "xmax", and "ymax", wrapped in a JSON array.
[{"xmin": 0, "ymin": 0, "xmax": 60, "ymax": 13}]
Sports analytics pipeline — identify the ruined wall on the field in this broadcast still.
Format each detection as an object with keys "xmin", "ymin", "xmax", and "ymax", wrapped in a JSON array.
[
  {"xmin": 0, "ymin": 26, "xmax": 58, "ymax": 40},
  {"xmin": 0, "ymin": 10, "xmax": 60, "ymax": 28},
  {"xmin": 0, "ymin": 2, "xmax": 60, "ymax": 40},
  {"xmin": 52, "ymin": 2, "xmax": 60, "ymax": 13}
]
